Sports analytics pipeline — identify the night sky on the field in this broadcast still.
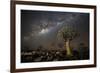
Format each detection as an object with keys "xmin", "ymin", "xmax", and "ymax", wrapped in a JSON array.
[{"xmin": 21, "ymin": 10, "xmax": 89, "ymax": 50}]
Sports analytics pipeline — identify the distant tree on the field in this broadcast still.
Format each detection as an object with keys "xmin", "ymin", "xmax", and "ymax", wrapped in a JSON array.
[
  {"xmin": 57, "ymin": 27, "xmax": 79, "ymax": 56},
  {"xmin": 79, "ymin": 43, "xmax": 85, "ymax": 48}
]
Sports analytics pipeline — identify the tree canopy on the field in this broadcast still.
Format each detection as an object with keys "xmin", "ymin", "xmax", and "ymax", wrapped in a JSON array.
[{"xmin": 57, "ymin": 27, "xmax": 79, "ymax": 42}]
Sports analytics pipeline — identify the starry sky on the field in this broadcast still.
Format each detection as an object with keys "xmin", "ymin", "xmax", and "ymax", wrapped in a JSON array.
[{"xmin": 21, "ymin": 10, "xmax": 89, "ymax": 50}]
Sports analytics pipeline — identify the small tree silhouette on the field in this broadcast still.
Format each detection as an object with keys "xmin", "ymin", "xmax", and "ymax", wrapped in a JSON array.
[{"xmin": 57, "ymin": 27, "xmax": 79, "ymax": 56}]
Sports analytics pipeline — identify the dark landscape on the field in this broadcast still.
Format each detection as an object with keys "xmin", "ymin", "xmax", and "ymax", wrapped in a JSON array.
[{"xmin": 21, "ymin": 44, "xmax": 89, "ymax": 63}]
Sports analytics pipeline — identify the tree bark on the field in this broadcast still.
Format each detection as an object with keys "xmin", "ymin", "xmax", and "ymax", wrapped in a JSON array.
[{"xmin": 65, "ymin": 39, "xmax": 72, "ymax": 56}]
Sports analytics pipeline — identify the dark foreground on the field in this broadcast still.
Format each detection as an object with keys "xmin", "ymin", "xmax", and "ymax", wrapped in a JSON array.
[{"xmin": 21, "ymin": 47, "xmax": 89, "ymax": 63}]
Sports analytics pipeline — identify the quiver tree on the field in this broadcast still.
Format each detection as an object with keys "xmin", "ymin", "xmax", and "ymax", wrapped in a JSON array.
[{"xmin": 57, "ymin": 27, "xmax": 79, "ymax": 56}]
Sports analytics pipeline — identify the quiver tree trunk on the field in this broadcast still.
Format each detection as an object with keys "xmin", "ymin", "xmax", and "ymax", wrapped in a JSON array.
[{"xmin": 65, "ymin": 39, "xmax": 72, "ymax": 56}]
